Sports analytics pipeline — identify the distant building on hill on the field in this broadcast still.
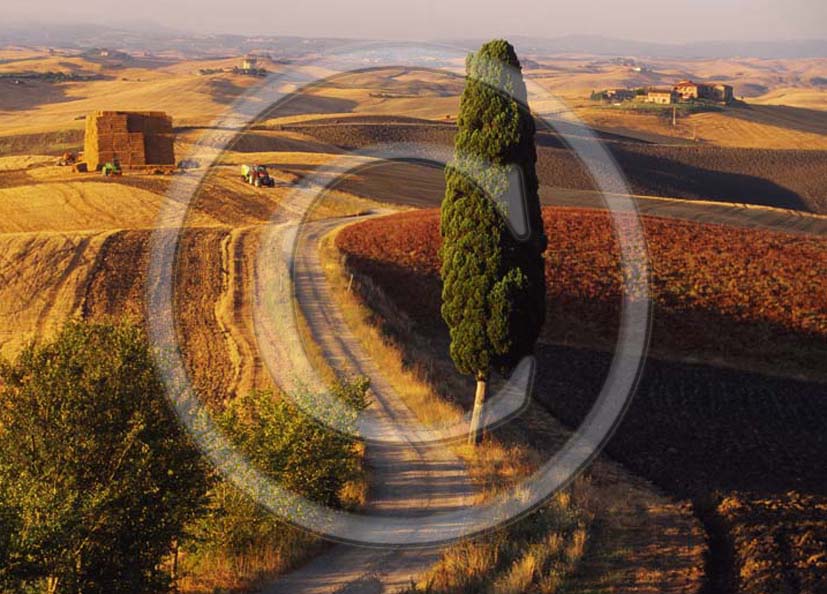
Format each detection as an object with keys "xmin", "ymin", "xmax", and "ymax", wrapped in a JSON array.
[
  {"xmin": 644, "ymin": 88, "xmax": 678, "ymax": 105},
  {"xmin": 709, "ymin": 83, "xmax": 734, "ymax": 103},
  {"xmin": 235, "ymin": 55, "xmax": 267, "ymax": 77},
  {"xmin": 83, "ymin": 111, "xmax": 175, "ymax": 171},
  {"xmin": 674, "ymin": 80, "xmax": 734, "ymax": 103},
  {"xmin": 674, "ymin": 80, "xmax": 701, "ymax": 100}
]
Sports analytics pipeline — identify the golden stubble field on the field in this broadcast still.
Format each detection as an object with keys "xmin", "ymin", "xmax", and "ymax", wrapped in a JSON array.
[{"xmin": 0, "ymin": 141, "xmax": 387, "ymax": 406}]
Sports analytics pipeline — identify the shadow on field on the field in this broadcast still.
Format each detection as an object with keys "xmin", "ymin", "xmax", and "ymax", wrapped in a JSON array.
[
  {"xmin": 726, "ymin": 103, "xmax": 827, "ymax": 137},
  {"xmin": 207, "ymin": 77, "xmax": 250, "ymax": 105},
  {"xmin": 533, "ymin": 344, "xmax": 827, "ymax": 499},
  {"xmin": 609, "ymin": 145, "xmax": 810, "ymax": 211},
  {"xmin": 260, "ymin": 93, "xmax": 359, "ymax": 119},
  {"xmin": 342, "ymin": 252, "xmax": 827, "ymax": 499},
  {"xmin": 0, "ymin": 79, "xmax": 86, "ymax": 112},
  {"xmin": 288, "ymin": 121, "xmax": 823, "ymax": 212}
]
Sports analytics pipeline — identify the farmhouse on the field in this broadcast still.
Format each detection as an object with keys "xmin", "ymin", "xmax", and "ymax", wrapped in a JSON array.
[
  {"xmin": 674, "ymin": 80, "xmax": 734, "ymax": 103},
  {"xmin": 644, "ymin": 88, "xmax": 678, "ymax": 105},
  {"xmin": 241, "ymin": 55, "xmax": 258, "ymax": 71},
  {"xmin": 709, "ymin": 83, "xmax": 734, "ymax": 103},
  {"xmin": 83, "ymin": 111, "xmax": 175, "ymax": 171},
  {"xmin": 674, "ymin": 80, "xmax": 701, "ymax": 100}
]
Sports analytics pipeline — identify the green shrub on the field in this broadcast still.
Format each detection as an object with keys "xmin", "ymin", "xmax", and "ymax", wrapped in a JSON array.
[{"xmin": 183, "ymin": 380, "xmax": 368, "ymax": 557}]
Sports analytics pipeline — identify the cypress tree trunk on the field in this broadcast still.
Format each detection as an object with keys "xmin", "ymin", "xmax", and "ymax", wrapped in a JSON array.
[{"xmin": 468, "ymin": 373, "xmax": 487, "ymax": 444}]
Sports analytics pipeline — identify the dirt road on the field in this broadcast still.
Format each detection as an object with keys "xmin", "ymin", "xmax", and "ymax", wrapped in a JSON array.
[{"xmin": 259, "ymin": 216, "xmax": 476, "ymax": 594}]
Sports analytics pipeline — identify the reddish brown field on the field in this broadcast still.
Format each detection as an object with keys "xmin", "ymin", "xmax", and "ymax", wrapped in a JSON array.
[
  {"xmin": 337, "ymin": 207, "xmax": 827, "ymax": 374},
  {"xmin": 335, "ymin": 207, "xmax": 827, "ymax": 594}
]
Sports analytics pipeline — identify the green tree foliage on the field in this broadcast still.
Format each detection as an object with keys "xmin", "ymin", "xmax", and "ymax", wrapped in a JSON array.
[
  {"xmin": 440, "ymin": 39, "xmax": 547, "ymax": 430},
  {"xmin": 0, "ymin": 321, "xmax": 209, "ymax": 594},
  {"xmin": 186, "ymin": 380, "xmax": 368, "ymax": 556}
]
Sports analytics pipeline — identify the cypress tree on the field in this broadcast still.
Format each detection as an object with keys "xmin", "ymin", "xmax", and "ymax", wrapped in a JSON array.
[{"xmin": 440, "ymin": 39, "xmax": 547, "ymax": 444}]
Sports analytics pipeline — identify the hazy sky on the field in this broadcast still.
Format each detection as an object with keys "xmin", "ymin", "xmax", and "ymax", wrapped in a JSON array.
[{"xmin": 8, "ymin": 0, "xmax": 827, "ymax": 42}]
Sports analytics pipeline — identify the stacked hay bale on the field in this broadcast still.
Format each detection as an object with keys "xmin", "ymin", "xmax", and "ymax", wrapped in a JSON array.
[
  {"xmin": 84, "ymin": 112, "xmax": 128, "ymax": 171},
  {"xmin": 127, "ymin": 112, "xmax": 174, "ymax": 165},
  {"xmin": 83, "ymin": 111, "xmax": 175, "ymax": 171}
]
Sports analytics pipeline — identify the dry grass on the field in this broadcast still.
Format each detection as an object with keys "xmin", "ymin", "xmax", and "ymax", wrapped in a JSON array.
[
  {"xmin": 751, "ymin": 87, "xmax": 827, "ymax": 110},
  {"xmin": 575, "ymin": 103, "xmax": 827, "ymax": 149},
  {"xmin": 0, "ymin": 61, "xmax": 262, "ymax": 136},
  {"xmin": 318, "ymin": 229, "xmax": 467, "ymax": 432},
  {"xmin": 171, "ymin": 290, "xmax": 368, "ymax": 594},
  {"xmin": 0, "ymin": 154, "xmax": 55, "ymax": 170},
  {"xmin": 305, "ymin": 189, "xmax": 388, "ymax": 222},
  {"xmin": 0, "ymin": 230, "xmax": 111, "ymax": 358},
  {"xmin": 401, "ymin": 494, "xmax": 590, "ymax": 594},
  {"xmin": 0, "ymin": 180, "xmax": 220, "ymax": 233},
  {"xmin": 176, "ymin": 529, "xmax": 325, "ymax": 594}
]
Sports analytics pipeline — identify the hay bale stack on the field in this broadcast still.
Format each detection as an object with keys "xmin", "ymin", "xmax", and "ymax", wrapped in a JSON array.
[{"xmin": 84, "ymin": 110, "xmax": 175, "ymax": 171}]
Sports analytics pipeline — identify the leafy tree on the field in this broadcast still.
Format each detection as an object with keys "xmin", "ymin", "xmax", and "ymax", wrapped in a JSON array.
[
  {"xmin": 0, "ymin": 321, "xmax": 209, "ymax": 594},
  {"xmin": 440, "ymin": 39, "xmax": 547, "ymax": 444}
]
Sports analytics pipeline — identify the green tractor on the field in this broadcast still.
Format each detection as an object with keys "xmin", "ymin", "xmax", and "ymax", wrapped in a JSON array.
[
  {"xmin": 241, "ymin": 164, "xmax": 275, "ymax": 188},
  {"xmin": 101, "ymin": 160, "xmax": 122, "ymax": 177}
]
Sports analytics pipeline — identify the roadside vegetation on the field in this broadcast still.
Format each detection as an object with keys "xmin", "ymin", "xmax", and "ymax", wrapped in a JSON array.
[
  {"xmin": 0, "ymin": 321, "xmax": 208, "ymax": 594},
  {"xmin": 0, "ymin": 320, "xmax": 369, "ymax": 594},
  {"xmin": 177, "ymin": 381, "xmax": 367, "ymax": 594},
  {"xmin": 401, "ymin": 499, "xmax": 588, "ymax": 594},
  {"xmin": 319, "ymin": 221, "xmax": 598, "ymax": 594}
]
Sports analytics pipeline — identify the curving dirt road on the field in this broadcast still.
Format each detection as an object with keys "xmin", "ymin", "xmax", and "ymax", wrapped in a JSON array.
[{"xmin": 259, "ymin": 216, "xmax": 477, "ymax": 594}]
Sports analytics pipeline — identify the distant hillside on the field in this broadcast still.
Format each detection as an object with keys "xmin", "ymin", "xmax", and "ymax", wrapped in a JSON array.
[
  {"xmin": 3, "ymin": 25, "xmax": 826, "ymax": 59},
  {"xmin": 455, "ymin": 35, "xmax": 827, "ymax": 59},
  {"xmin": 0, "ymin": 23, "xmax": 349, "ymax": 59}
]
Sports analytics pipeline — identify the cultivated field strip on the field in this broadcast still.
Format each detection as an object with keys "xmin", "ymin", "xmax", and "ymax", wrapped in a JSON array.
[
  {"xmin": 285, "ymin": 118, "xmax": 827, "ymax": 213},
  {"xmin": 0, "ymin": 230, "xmax": 112, "ymax": 357},
  {"xmin": 0, "ymin": 225, "xmax": 271, "ymax": 405},
  {"xmin": 336, "ymin": 209, "xmax": 827, "ymax": 594}
]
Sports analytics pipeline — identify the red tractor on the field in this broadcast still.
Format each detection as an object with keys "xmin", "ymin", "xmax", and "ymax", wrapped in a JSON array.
[{"xmin": 241, "ymin": 164, "xmax": 275, "ymax": 188}]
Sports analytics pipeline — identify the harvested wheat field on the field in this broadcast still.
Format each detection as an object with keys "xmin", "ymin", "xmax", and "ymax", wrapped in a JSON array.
[{"xmin": 574, "ymin": 103, "xmax": 827, "ymax": 148}]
